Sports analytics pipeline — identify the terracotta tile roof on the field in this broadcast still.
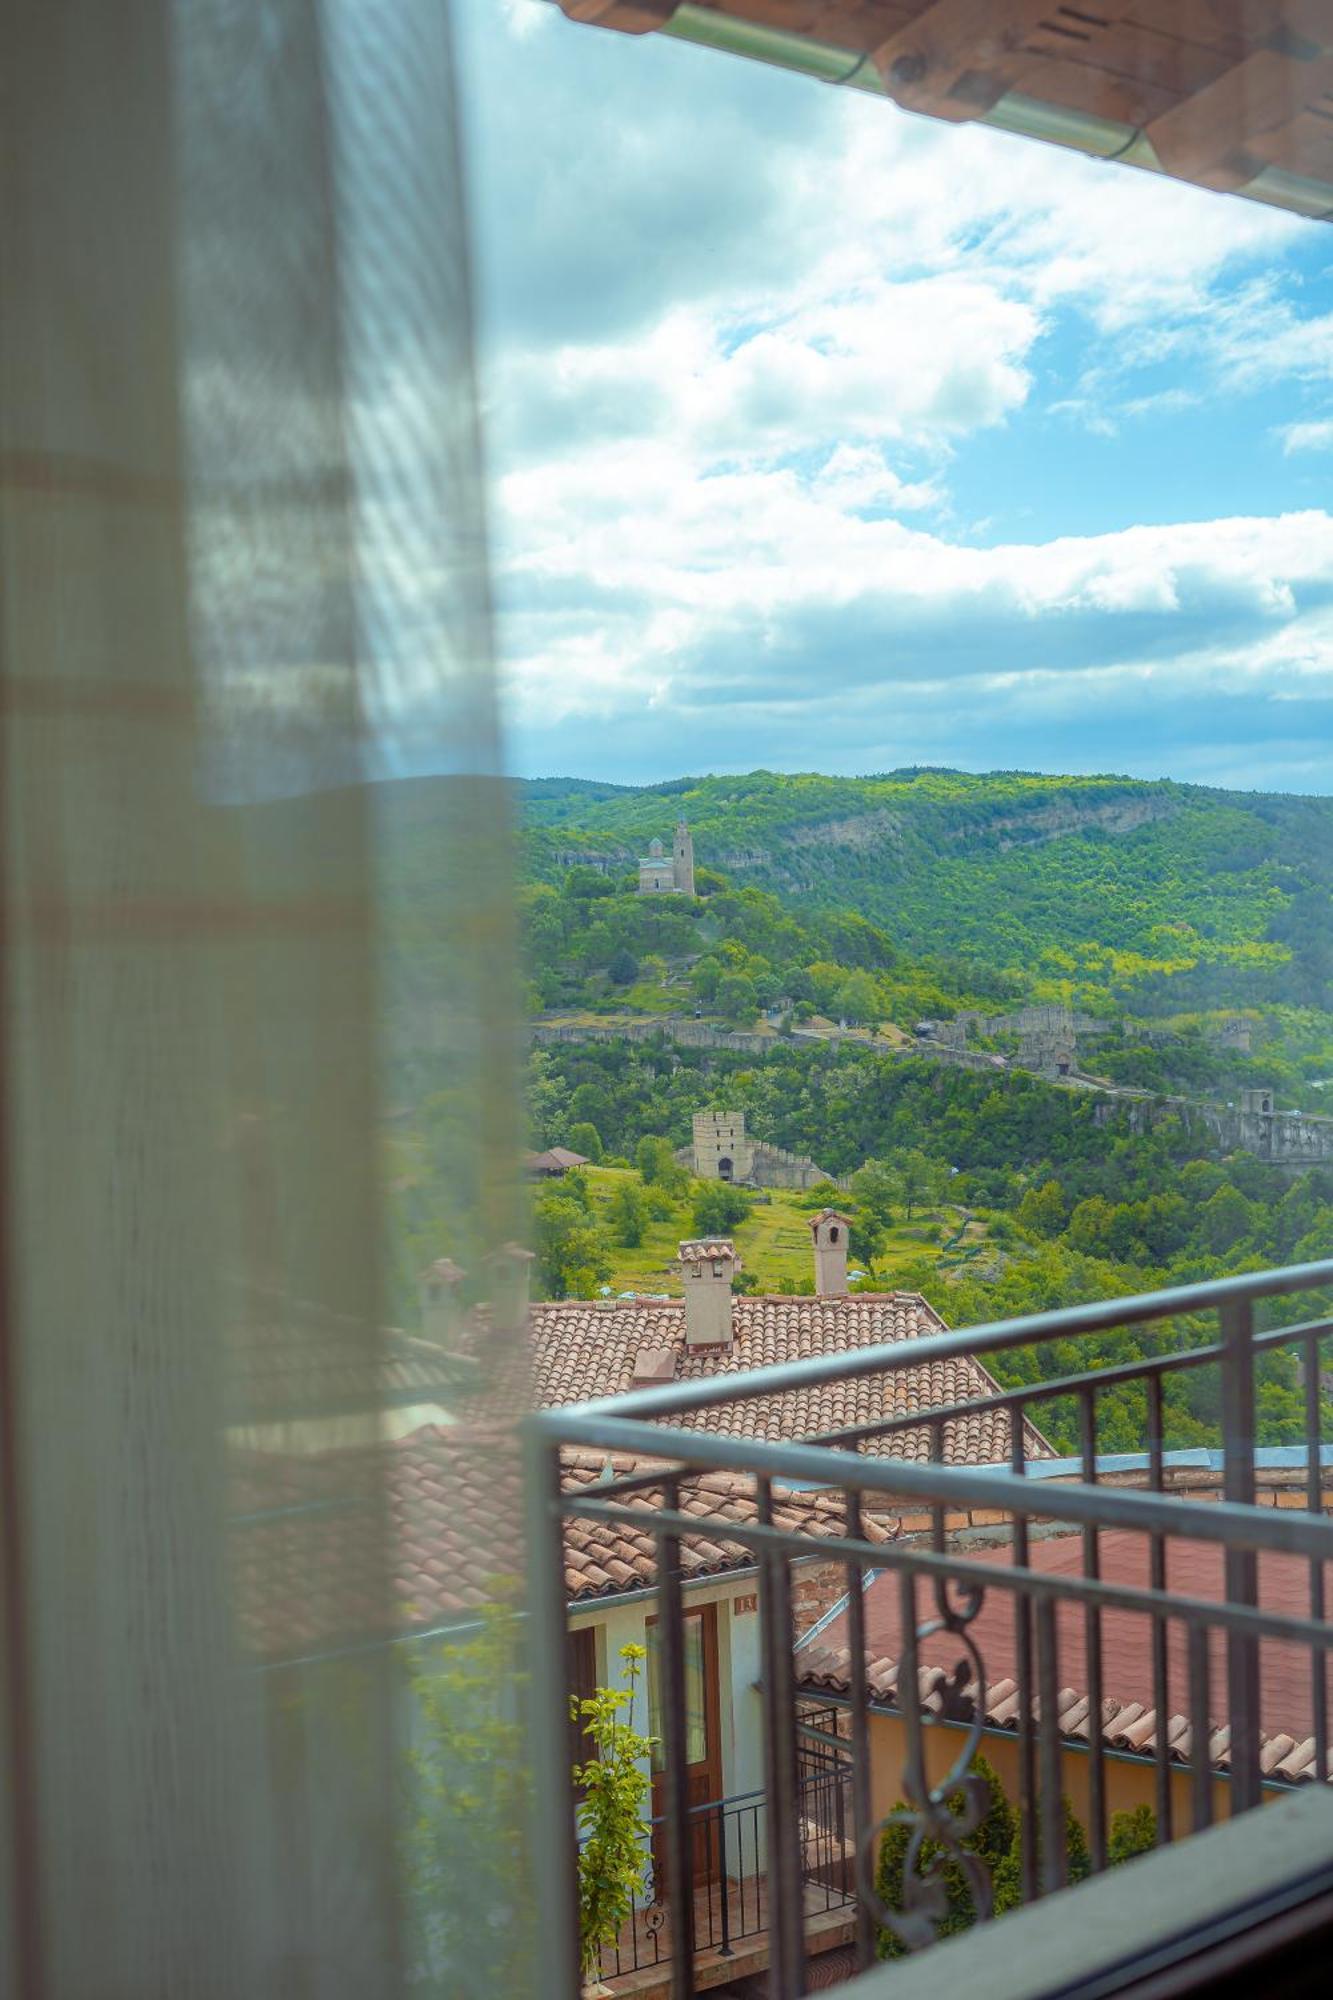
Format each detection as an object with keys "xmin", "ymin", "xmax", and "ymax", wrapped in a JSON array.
[
  {"xmin": 227, "ymin": 1299, "xmax": 475, "ymax": 1425},
  {"xmin": 229, "ymin": 1432, "xmax": 890, "ymax": 1661},
  {"xmin": 528, "ymin": 1291, "xmax": 1052, "ymax": 1466},
  {"xmin": 798, "ymin": 1529, "xmax": 1333, "ymax": 1786}
]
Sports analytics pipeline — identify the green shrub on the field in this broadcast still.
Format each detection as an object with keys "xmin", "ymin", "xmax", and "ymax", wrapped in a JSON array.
[
  {"xmin": 692, "ymin": 1181, "xmax": 750, "ymax": 1235},
  {"xmin": 993, "ymin": 1797, "xmax": 1091, "ymax": 1913},
  {"xmin": 875, "ymin": 1754, "xmax": 1014, "ymax": 1958},
  {"xmin": 1108, "ymin": 1804, "xmax": 1157, "ymax": 1865}
]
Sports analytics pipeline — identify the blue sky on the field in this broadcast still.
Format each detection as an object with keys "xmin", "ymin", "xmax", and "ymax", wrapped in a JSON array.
[{"xmin": 455, "ymin": 0, "xmax": 1333, "ymax": 793}]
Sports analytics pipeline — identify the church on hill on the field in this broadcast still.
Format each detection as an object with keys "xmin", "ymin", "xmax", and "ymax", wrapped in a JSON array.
[{"xmin": 637, "ymin": 819, "xmax": 695, "ymax": 896}]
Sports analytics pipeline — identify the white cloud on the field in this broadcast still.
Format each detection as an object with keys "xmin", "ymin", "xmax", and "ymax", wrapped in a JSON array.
[
  {"xmin": 456, "ymin": 0, "xmax": 1333, "ymax": 786},
  {"xmin": 1279, "ymin": 418, "xmax": 1333, "ymax": 454}
]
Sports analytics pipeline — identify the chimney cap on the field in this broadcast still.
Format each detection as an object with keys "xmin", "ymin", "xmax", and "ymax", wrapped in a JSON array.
[
  {"xmin": 678, "ymin": 1238, "xmax": 738, "ymax": 1263},
  {"xmin": 482, "ymin": 1240, "xmax": 535, "ymax": 1266},
  {"xmin": 420, "ymin": 1256, "xmax": 465, "ymax": 1286},
  {"xmin": 809, "ymin": 1208, "xmax": 852, "ymax": 1234}
]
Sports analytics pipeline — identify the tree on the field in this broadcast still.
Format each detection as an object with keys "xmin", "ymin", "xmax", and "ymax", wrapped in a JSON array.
[
  {"xmin": 691, "ymin": 957, "xmax": 723, "ymax": 1001},
  {"xmin": 834, "ymin": 970, "xmax": 883, "ymax": 1027},
  {"xmin": 609, "ymin": 1179, "xmax": 649, "ymax": 1248},
  {"xmin": 533, "ymin": 1189, "xmax": 612, "ymax": 1300},
  {"xmin": 1017, "ymin": 1179, "xmax": 1065, "ymax": 1240},
  {"xmin": 716, "ymin": 971, "xmax": 759, "ymax": 1024},
  {"xmin": 851, "ymin": 1158, "xmax": 899, "ymax": 1228},
  {"xmin": 573, "ymin": 1645, "xmax": 656, "ymax": 1979},
  {"xmin": 635, "ymin": 1134, "xmax": 686, "ymax": 1197},
  {"xmin": 607, "ymin": 948, "xmax": 639, "ymax": 987},
  {"xmin": 692, "ymin": 1181, "xmax": 750, "ymax": 1235},
  {"xmin": 1196, "ymin": 1182, "xmax": 1256, "ymax": 1257},
  {"xmin": 875, "ymin": 1755, "xmax": 1015, "ymax": 1958},
  {"xmin": 893, "ymin": 1149, "xmax": 945, "ymax": 1221},
  {"xmin": 564, "ymin": 866, "xmax": 615, "ymax": 901},
  {"xmin": 848, "ymin": 1208, "xmax": 886, "ymax": 1273},
  {"xmin": 568, "ymin": 1121, "xmax": 604, "ymax": 1164}
]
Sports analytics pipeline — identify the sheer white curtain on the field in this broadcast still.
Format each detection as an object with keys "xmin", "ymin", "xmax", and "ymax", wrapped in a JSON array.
[{"xmin": 0, "ymin": 4, "xmax": 528, "ymax": 1995}]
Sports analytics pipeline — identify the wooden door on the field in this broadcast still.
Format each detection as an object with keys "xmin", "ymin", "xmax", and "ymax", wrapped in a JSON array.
[{"xmin": 647, "ymin": 1603, "xmax": 723, "ymax": 1893}]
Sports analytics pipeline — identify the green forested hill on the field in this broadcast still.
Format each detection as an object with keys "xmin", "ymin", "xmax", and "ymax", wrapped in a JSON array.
[{"xmin": 515, "ymin": 768, "xmax": 1333, "ymax": 1014}]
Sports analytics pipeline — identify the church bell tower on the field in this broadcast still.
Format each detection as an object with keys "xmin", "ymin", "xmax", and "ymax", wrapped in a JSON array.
[{"xmin": 672, "ymin": 820, "xmax": 695, "ymax": 897}]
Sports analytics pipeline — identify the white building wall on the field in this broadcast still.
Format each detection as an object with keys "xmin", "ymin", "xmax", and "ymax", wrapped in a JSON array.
[{"xmin": 569, "ymin": 1573, "xmax": 764, "ymax": 1809}]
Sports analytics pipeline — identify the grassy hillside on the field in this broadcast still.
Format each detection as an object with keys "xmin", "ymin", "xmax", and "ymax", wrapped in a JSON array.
[{"xmin": 572, "ymin": 1165, "xmax": 973, "ymax": 1296}]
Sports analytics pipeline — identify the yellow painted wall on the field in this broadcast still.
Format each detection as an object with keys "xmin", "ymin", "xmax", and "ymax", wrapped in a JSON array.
[{"xmin": 868, "ymin": 1711, "xmax": 1236, "ymax": 1838}]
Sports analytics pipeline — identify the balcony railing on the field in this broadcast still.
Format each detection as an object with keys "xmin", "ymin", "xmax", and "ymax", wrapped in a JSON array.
[
  {"xmin": 527, "ymin": 1257, "xmax": 1333, "ymax": 1999},
  {"xmin": 594, "ymin": 1764, "xmax": 855, "ymax": 1979}
]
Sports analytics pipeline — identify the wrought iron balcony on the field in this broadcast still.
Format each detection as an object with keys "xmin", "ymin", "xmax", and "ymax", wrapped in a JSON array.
[
  {"xmin": 591, "ymin": 1765, "xmax": 855, "ymax": 1983},
  {"xmin": 527, "ymin": 1258, "xmax": 1333, "ymax": 1999}
]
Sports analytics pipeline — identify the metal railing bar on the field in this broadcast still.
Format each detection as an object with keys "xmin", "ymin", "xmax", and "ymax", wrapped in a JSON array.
[
  {"xmin": 803, "ymin": 1314, "xmax": 1333, "ymax": 1455},
  {"xmin": 551, "ymin": 1420, "xmax": 1333, "ymax": 1557},
  {"xmin": 1036, "ymin": 1595, "xmax": 1065, "ymax": 1897},
  {"xmin": 1187, "ymin": 1622, "xmax": 1213, "ymax": 1833},
  {"xmin": 843, "ymin": 1483, "xmax": 875, "ymax": 1973},
  {"xmin": 550, "ymin": 1260, "xmax": 1333, "ymax": 1425},
  {"xmin": 1080, "ymin": 1386, "xmax": 1107, "ymax": 1874},
  {"xmin": 1220, "ymin": 1297, "xmax": 1262, "ymax": 1817},
  {"xmin": 797, "ymin": 1685, "xmax": 1314, "ymax": 1793},
  {"xmin": 656, "ymin": 1481, "xmax": 696, "ymax": 1995},
  {"xmin": 795, "ymin": 1721, "xmax": 851, "ymax": 1754},
  {"xmin": 1306, "ymin": 1331, "xmax": 1329, "ymax": 1787},
  {"xmin": 1147, "ymin": 1371, "xmax": 1173, "ymax": 1846},
  {"xmin": 775, "ymin": 1551, "xmax": 806, "ymax": 1995},
  {"xmin": 523, "ymin": 1431, "xmax": 581, "ymax": 2000},
  {"xmin": 805, "ymin": 1343, "xmax": 1229, "ymax": 1452},
  {"xmin": 716, "ymin": 1804, "xmax": 732, "ymax": 1956},
  {"xmin": 560, "ymin": 1496, "xmax": 1333, "ymax": 1648},
  {"xmin": 1011, "ymin": 1393, "xmax": 1037, "ymax": 1905}
]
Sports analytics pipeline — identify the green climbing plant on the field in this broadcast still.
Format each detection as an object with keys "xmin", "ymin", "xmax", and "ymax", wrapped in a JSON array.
[{"xmin": 573, "ymin": 1643, "xmax": 657, "ymax": 1980}]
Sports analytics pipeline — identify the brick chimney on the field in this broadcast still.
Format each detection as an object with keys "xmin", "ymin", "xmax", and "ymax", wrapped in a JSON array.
[
  {"xmin": 418, "ymin": 1256, "xmax": 465, "ymax": 1344},
  {"xmin": 810, "ymin": 1209, "xmax": 851, "ymax": 1295},
  {"xmin": 677, "ymin": 1238, "xmax": 738, "ymax": 1348}
]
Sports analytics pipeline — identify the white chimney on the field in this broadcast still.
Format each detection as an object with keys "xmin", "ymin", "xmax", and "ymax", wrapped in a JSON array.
[
  {"xmin": 482, "ymin": 1240, "xmax": 535, "ymax": 1335},
  {"xmin": 418, "ymin": 1256, "xmax": 465, "ymax": 1344},
  {"xmin": 810, "ymin": 1210, "xmax": 851, "ymax": 1296},
  {"xmin": 677, "ymin": 1238, "xmax": 738, "ymax": 1348}
]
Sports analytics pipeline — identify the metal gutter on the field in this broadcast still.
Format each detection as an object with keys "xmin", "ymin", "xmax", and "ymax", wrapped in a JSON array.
[{"xmin": 632, "ymin": 2, "xmax": 1333, "ymax": 222}]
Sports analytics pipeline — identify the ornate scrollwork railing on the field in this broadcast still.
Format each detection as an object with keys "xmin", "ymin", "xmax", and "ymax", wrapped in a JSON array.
[{"xmin": 859, "ymin": 1575, "xmax": 992, "ymax": 1951}]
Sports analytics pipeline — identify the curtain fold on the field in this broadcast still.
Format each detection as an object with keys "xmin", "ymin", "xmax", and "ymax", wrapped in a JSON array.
[{"xmin": 0, "ymin": 4, "xmax": 527, "ymax": 1995}]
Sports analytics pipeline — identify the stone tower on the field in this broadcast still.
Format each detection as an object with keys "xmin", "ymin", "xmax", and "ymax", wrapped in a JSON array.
[
  {"xmin": 691, "ymin": 1110, "xmax": 755, "ymax": 1183},
  {"xmin": 810, "ymin": 1209, "xmax": 851, "ymax": 1295},
  {"xmin": 678, "ymin": 1238, "xmax": 738, "ymax": 1347},
  {"xmin": 673, "ymin": 820, "xmax": 695, "ymax": 896}
]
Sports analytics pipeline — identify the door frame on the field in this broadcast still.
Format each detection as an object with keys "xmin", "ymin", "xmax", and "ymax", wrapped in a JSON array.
[{"xmin": 646, "ymin": 1600, "xmax": 724, "ymax": 1889}]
